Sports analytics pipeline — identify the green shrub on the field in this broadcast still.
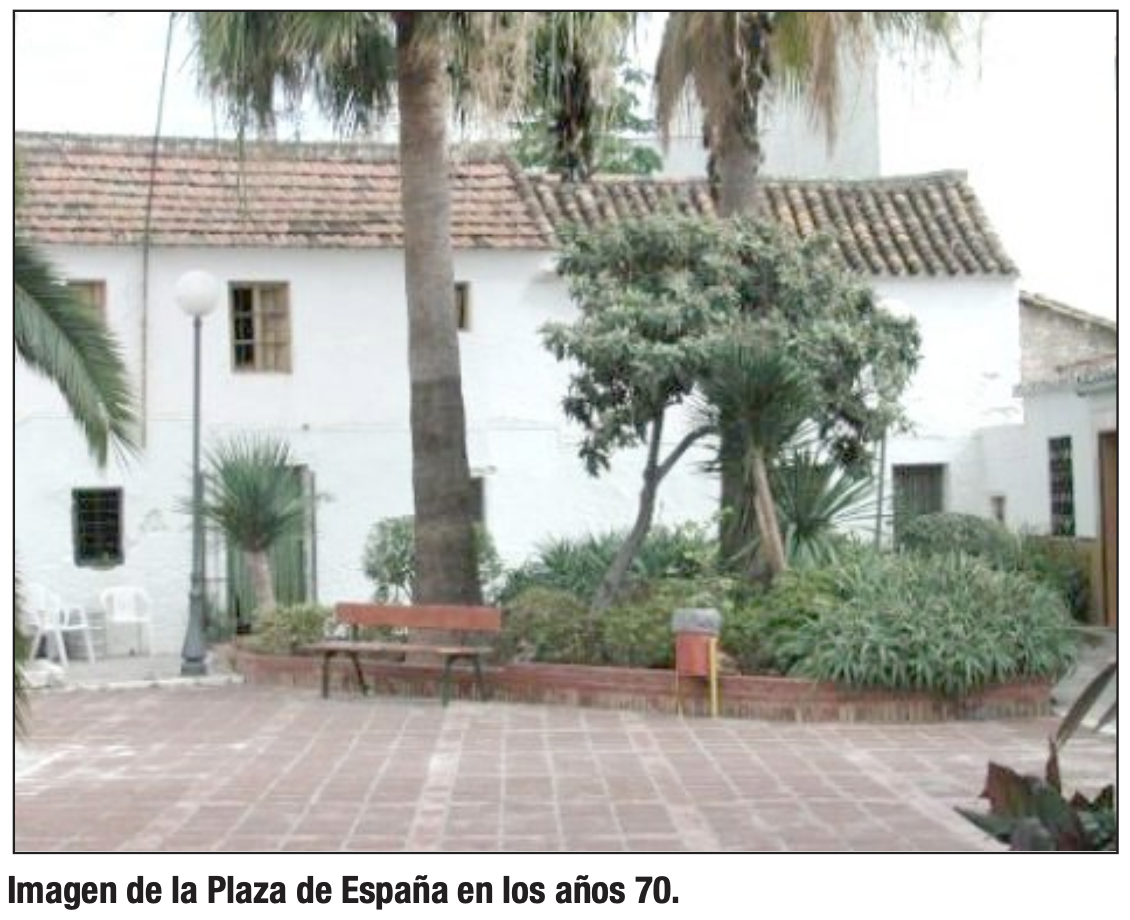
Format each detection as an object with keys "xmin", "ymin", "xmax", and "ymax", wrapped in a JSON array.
[
  {"xmin": 721, "ymin": 565, "xmax": 844, "ymax": 674},
  {"xmin": 783, "ymin": 553, "xmax": 1077, "ymax": 696},
  {"xmin": 1018, "ymin": 534, "xmax": 1093, "ymax": 623},
  {"xmin": 499, "ymin": 587, "xmax": 600, "ymax": 665},
  {"xmin": 362, "ymin": 515, "xmax": 504, "ymax": 603},
  {"xmin": 499, "ymin": 524, "xmax": 718, "ymax": 604},
  {"xmin": 898, "ymin": 512, "xmax": 1020, "ymax": 568},
  {"xmin": 601, "ymin": 580, "xmax": 706, "ymax": 669},
  {"xmin": 246, "ymin": 603, "xmax": 332, "ymax": 654}
]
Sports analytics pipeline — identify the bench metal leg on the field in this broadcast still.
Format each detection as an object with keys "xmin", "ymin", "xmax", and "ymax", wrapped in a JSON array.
[
  {"xmin": 350, "ymin": 652, "xmax": 368, "ymax": 696},
  {"xmin": 471, "ymin": 655, "xmax": 487, "ymax": 701}
]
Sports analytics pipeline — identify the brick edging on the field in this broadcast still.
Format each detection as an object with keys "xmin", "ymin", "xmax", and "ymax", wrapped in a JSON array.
[{"xmin": 230, "ymin": 647, "xmax": 1052, "ymax": 722}]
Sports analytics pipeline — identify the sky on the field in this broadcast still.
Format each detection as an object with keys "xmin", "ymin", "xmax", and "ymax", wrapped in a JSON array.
[{"xmin": 12, "ymin": 11, "xmax": 1118, "ymax": 319}]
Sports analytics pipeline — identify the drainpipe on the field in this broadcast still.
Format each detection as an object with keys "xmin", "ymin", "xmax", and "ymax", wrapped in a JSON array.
[{"xmin": 138, "ymin": 13, "xmax": 176, "ymax": 445}]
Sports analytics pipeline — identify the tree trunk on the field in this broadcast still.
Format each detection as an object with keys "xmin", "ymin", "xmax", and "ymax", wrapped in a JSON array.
[
  {"xmin": 244, "ymin": 548, "xmax": 277, "ymax": 617},
  {"xmin": 592, "ymin": 419, "xmax": 712, "ymax": 613},
  {"xmin": 749, "ymin": 448, "xmax": 788, "ymax": 579},
  {"xmin": 396, "ymin": 16, "xmax": 481, "ymax": 607},
  {"xmin": 715, "ymin": 43, "xmax": 767, "ymax": 566}
]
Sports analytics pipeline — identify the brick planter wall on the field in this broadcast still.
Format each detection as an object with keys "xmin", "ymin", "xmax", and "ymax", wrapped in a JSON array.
[{"xmin": 230, "ymin": 646, "xmax": 1053, "ymax": 722}]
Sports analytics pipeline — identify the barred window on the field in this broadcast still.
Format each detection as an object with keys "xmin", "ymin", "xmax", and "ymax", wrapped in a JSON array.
[
  {"xmin": 231, "ymin": 283, "xmax": 291, "ymax": 372},
  {"xmin": 1048, "ymin": 436, "xmax": 1075, "ymax": 536},
  {"xmin": 72, "ymin": 488, "xmax": 123, "ymax": 567}
]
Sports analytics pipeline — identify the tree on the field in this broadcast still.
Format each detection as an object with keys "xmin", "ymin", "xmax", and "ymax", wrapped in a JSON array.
[
  {"xmin": 514, "ymin": 15, "xmax": 662, "ymax": 182},
  {"xmin": 15, "ymin": 238, "xmax": 138, "ymax": 467},
  {"xmin": 655, "ymin": 11, "xmax": 963, "ymax": 559},
  {"xmin": 199, "ymin": 434, "xmax": 307, "ymax": 617},
  {"xmin": 191, "ymin": 12, "xmax": 628, "ymax": 605},
  {"xmin": 544, "ymin": 216, "xmax": 727, "ymax": 610},
  {"xmin": 15, "ymin": 177, "xmax": 139, "ymax": 734},
  {"xmin": 546, "ymin": 215, "xmax": 920, "ymax": 600}
]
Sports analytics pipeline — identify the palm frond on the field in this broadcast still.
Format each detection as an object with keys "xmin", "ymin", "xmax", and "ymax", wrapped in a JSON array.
[
  {"xmin": 200, "ymin": 434, "xmax": 307, "ymax": 553},
  {"xmin": 14, "ymin": 236, "xmax": 139, "ymax": 467}
]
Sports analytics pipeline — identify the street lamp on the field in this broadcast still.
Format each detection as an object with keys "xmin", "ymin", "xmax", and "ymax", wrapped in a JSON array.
[{"xmin": 176, "ymin": 270, "xmax": 221, "ymax": 676}]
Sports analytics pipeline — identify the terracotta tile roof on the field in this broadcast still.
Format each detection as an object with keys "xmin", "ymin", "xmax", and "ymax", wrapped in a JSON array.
[
  {"xmin": 525, "ymin": 171, "xmax": 1016, "ymax": 276},
  {"xmin": 15, "ymin": 132, "xmax": 552, "ymax": 250},
  {"xmin": 17, "ymin": 132, "xmax": 1016, "ymax": 276}
]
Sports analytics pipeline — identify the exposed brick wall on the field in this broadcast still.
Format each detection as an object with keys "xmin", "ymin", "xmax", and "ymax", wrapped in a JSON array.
[
  {"xmin": 1021, "ymin": 298, "xmax": 1117, "ymax": 384},
  {"xmin": 233, "ymin": 648, "xmax": 1052, "ymax": 722}
]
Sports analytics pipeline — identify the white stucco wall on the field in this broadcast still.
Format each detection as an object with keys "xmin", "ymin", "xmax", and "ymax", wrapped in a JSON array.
[
  {"xmin": 15, "ymin": 245, "xmax": 718, "ymax": 652},
  {"xmin": 980, "ymin": 384, "xmax": 1116, "ymax": 537},
  {"xmin": 868, "ymin": 275, "xmax": 1021, "ymax": 534}
]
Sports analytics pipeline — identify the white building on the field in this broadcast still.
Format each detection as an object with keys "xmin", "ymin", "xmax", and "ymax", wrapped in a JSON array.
[
  {"xmin": 979, "ymin": 294, "xmax": 1117, "ymax": 625},
  {"xmin": 16, "ymin": 133, "xmax": 1022, "ymax": 652}
]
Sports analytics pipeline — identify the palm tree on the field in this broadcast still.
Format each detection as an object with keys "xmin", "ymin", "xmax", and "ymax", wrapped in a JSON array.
[
  {"xmin": 14, "ymin": 237, "xmax": 139, "ymax": 467},
  {"xmin": 199, "ymin": 434, "xmax": 307, "ymax": 617},
  {"xmin": 15, "ymin": 178, "xmax": 139, "ymax": 734},
  {"xmin": 190, "ymin": 12, "xmax": 627, "ymax": 605},
  {"xmin": 519, "ymin": 12, "xmax": 637, "ymax": 181},
  {"xmin": 656, "ymin": 11, "xmax": 963, "ymax": 560},
  {"xmin": 698, "ymin": 331, "xmax": 816, "ymax": 579}
]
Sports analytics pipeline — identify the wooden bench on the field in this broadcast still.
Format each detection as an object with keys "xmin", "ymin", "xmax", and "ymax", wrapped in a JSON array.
[{"xmin": 305, "ymin": 603, "xmax": 501, "ymax": 706}]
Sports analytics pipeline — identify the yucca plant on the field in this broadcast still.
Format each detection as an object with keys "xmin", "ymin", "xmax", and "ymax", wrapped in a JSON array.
[
  {"xmin": 697, "ymin": 329, "xmax": 817, "ymax": 580},
  {"xmin": 772, "ymin": 444, "xmax": 878, "ymax": 566},
  {"xmin": 199, "ymin": 434, "xmax": 306, "ymax": 616}
]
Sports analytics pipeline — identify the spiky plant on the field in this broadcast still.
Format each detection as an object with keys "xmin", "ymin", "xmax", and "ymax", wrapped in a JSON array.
[
  {"xmin": 772, "ymin": 444, "xmax": 879, "ymax": 566},
  {"xmin": 697, "ymin": 329, "xmax": 816, "ymax": 580},
  {"xmin": 199, "ymin": 434, "xmax": 306, "ymax": 616}
]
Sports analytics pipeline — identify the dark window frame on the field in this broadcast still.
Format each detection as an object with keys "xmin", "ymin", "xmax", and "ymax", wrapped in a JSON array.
[
  {"xmin": 1048, "ymin": 436, "xmax": 1075, "ymax": 536},
  {"xmin": 229, "ymin": 282, "xmax": 292, "ymax": 373},
  {"xmin": 455, "ymin": 281, "xmax": 471, "ymax": 332},
  {"xmin": 72, "ymin": 487, "xmax": 124, "ymax": 568}
]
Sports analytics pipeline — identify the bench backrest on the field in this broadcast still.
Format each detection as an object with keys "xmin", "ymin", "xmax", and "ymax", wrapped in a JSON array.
[{"xmin": 335, "ymin": 603, "xmax": 501, "ymax": 633}]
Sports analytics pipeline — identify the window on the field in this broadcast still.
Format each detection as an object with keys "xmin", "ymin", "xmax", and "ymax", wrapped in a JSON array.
[
  {"xmin": 68, "ymin": 280, "xmax": 106, "ymax": 319},
  {"xmin": 893, "ymin": 464, "xmax": 945, "ymax": 540},
  {"xmin": 1049, "ymin": 436, "xmax": 1075, "ymax": 536},
  {"xmin": 990, "ymin": 495, "xmax": 1007, "ymax": 525},
  {"xmin": 455, "ymin": 281, "xmax": 471, "ymax": 331},
  {"xmin": 230, "ymin": 283, "xmax": 291, "ymax": 372},
  {"xmin": 72, "ymin": 488, "xmax": 123, "ymax": 567}
]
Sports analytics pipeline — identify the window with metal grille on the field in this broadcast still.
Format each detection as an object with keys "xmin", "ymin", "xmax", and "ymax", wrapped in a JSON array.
[
  {"xmin": 68, "ymin": 280, "xmax": 106, "ymax": 319},
  {"xmin": 1048, "ymin": 436, "xmax": 1075, "ymax": 536},
  {"xmin": 72, "ymin": 488, "xmax": 123, "ymax": 567},
  {"xmin": 231, "ymin": 283, "xmax": 291, "ymax": 372},
  {"xmin": 455, "ymin": 281, "xmax": 471, "ymax": 331},
  {"xmin": 892, "ymin": 464, "xmax": 945, "ymax": 540}
]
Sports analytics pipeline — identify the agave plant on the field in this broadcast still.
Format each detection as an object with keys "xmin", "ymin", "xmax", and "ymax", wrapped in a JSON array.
[
  {"xmin": 772, "ymin": 444, "xmax": 878, "ymax": 566},
  {"xmin": 199, "ymin": 434, "xmax": 306, "ymax": 616}
]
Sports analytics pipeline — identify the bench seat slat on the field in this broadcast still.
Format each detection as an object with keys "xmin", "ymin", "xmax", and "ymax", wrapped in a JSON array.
[
  {"xmin": 306, "ymin": 640, "xmax": 490, "ymax": 657},
  {"xmin": 335, "ymin": 603, "xmax": 501, "ymax": 632}
]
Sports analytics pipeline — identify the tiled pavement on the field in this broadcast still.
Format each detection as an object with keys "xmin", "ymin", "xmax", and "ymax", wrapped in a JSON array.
[{"xmin": 15, "ymin": 684, "xmax": 1115, "ymax": 852}]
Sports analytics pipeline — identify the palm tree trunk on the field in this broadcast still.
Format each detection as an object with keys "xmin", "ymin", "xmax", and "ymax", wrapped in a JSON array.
[
  {"xmin": 749, "ymin": 449, "xmax": 787, "ymax": 578},
  {"xmin": 715, "ymin": 31, "xmax": 768, "ymax": 566},
  {"xmin": 244, "ymin": 549, "xmax": 277, "ymax": 616},
  {"xmin": 396, "ymin": 15, "xmax": 481, "ymax": 607}
]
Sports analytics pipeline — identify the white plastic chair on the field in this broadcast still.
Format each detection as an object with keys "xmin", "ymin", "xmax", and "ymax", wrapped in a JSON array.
[
  {"xmin": 23, "ymin": 582, "xmax": 97, "ymax": 665},
  {"xmin": 100, "ymin": 586, "xmax": 155, "ymax": 656}
]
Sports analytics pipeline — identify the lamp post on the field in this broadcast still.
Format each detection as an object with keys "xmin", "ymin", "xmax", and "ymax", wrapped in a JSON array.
[{"xmin": 176, "ymin": 270, "xmax": 221, "ymax": 676}]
